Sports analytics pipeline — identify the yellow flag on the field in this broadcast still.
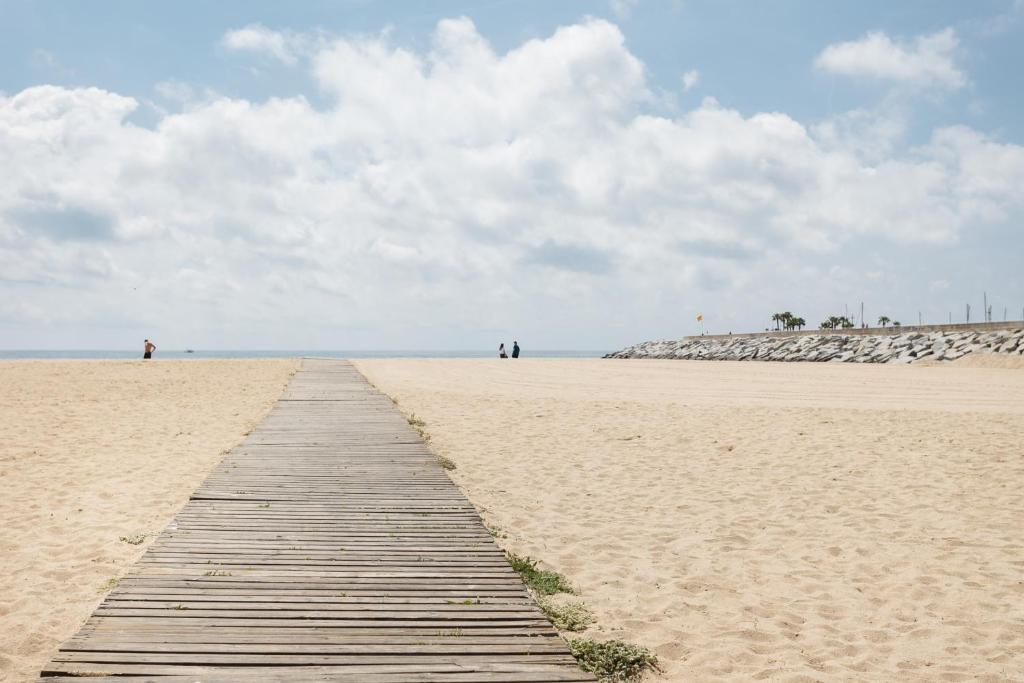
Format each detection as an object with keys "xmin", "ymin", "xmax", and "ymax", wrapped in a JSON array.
[{"xmin": 696, "ymin": 313, "xmax": 703, "ymax": 322}]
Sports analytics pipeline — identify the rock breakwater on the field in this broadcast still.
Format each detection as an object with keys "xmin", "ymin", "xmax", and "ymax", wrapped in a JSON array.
[{"xmin": 606, "ymin": 328, "xmax": 1024, "ymax": 363}]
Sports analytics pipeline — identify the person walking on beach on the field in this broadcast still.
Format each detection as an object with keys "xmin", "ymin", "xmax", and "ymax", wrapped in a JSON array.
[
  {"xmin": 512, "ymin": 341, "xmax": 520, "ymax": 358},
  {"xmin": 499, "ymin": 343, "xmax": 508, "ymax": 358},
  {"xmin": 143, "ymin": 339, "xmax": 156, "ymax": 359}
]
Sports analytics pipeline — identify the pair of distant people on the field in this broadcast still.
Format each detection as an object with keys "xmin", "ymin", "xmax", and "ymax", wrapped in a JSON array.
[{"xmin": 499, "ymin": 341, "xmax": 520, "ymax": 359}]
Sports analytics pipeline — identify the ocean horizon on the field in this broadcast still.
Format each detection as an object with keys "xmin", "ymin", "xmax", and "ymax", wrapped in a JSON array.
[{"xmin": 0, "ymin": 349, "xmax": 607, "ymax": 360}]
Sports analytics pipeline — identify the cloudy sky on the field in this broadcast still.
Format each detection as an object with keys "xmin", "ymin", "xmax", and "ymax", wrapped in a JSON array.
[{"xmin": 2, "ymin": 1, "xmax": 1023, "ymax": 350}]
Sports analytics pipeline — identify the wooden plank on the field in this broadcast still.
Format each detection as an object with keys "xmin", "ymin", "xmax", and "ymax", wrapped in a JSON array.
[
  {"xmin": 59, "ymin": 643, "xmax": 570, "ymax": 655},
  {"xmin": 41, "ymin": 666, "xmax": 595, "ymax": 682},
  {"xmin": 39, "ymin": 359, "xmax": 592, "ymax": 681}
]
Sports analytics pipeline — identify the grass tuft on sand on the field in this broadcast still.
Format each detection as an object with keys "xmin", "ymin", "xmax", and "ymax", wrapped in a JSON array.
[
  {"xmin": 568, "ymin": 638, "xmax": 658, "ymax": 682},
  {"xmin": 539, "ymin": 597, "xmax": 593, "ymax": 631},
  {"xmin": 506, "ymin": 553, "xmax": 575, "ymax": 595},
  {"xmin": 118, "ymin": 534, "xmax": 147, "ymax": 545}
]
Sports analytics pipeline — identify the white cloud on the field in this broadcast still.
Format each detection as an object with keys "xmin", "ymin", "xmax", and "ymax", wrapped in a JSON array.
[
  {"xmin": 609, "ymin": 0, "xmax": 639, "ymax": 19},
  {"xmin": 681, "ymin": 69, "xmax": 699, "ymax": 91},
  {"xmin": 971, "ymin": 0, "xmax": 1024, "ymax": 36},
  {"xmin": 1, "ymin": 18, "xmax": 1022, "ymax": 348},
  {"xmin": 811, "ymin": 104, "xmax": 909, "ymax": 162},
  {"xmin": 815, "ymin": 28, "xmax": 967, "ymax": 89},
  {"xmin": 154, "ymin": 80, "xmax": 195, "ymax": 103},
  {"xmin": 221, "ymin": 24, "xmax": 304, "ymax": 65},
  {"xmin": 30, "ymin": 49, "xmax": 59, "ymax": 69}
]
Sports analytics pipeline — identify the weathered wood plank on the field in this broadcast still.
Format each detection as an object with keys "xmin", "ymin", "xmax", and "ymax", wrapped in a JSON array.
[
  {"xmin": 41, "ymin": 665, "xmax": 595, "ymax": 682},
  {"xmin": 39, "ymin": 359, "xmax": 592, "ymax": 681}
]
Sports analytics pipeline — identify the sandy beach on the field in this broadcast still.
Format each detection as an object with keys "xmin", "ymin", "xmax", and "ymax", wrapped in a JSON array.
[
  {"xmin": 3, "ymin": 357, "xmax": 1022, "ymax": 682},
  {"xmin": 356, "ymin": 358, "xmax": 1024, "ymax": 682},
  {"xmin": 0, "ymin": 359, "xmax": 298, "ymax": 682}
]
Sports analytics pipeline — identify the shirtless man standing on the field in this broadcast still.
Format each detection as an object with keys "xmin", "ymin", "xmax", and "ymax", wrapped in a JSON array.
[{"xmin": 143, "ymin": 339, "xmax": 156, "ymax": 359}]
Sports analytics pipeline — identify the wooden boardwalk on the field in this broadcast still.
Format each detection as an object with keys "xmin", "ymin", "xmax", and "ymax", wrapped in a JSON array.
[{"xmin": 41, "ymin": 359, "xmax": 593, "ymax": 682}]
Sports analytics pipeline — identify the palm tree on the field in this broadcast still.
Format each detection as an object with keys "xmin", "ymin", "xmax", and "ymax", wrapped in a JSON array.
[
  {"xmin": 771, "ymin": 313, "xmax": 784, "ymax": 331},
  {"xmin": 821, "ymin": 315, "xmax": 843, "ymax": 330},
  {"xmin": 892, "ymin": 321, "xmax": 901, "ymax": 328},
  {"xmin": 792, "ymin": 317, "xmax": 806, "ymax": 330},
  {"xmin": 878, "ymin": 315, "xmax": 891, "ymax": 328}
]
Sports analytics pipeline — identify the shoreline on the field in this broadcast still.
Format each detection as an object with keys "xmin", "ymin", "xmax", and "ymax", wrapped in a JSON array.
[{"xmin": 0, "ymin": 351, "xmax": 608, "ymax": 361}]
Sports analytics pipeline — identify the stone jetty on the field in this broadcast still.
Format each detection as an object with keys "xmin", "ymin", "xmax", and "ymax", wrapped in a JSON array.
[{"xmin": 606, "ymin": 328, "xmax": 1024, "ymax": 363}]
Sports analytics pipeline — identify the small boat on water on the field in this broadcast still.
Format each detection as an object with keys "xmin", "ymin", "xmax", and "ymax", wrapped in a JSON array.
[{"xmin": 185, "ymin": 349, "xmax": 195, "ymax": 354}]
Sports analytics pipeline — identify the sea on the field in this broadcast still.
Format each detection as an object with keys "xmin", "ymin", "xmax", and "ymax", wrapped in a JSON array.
[{"xmin": 0, "ymin": 350, "xmax": 606, "ymax": 360}]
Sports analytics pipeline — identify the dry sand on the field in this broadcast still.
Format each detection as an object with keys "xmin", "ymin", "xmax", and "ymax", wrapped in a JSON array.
[
  {"xmin": 0, "ymin": 359, "xmax": 297, "ymax": 682},
  {"xmin": 355, "ymin": 359, "xmax": 1024, "ymax": 682}
]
